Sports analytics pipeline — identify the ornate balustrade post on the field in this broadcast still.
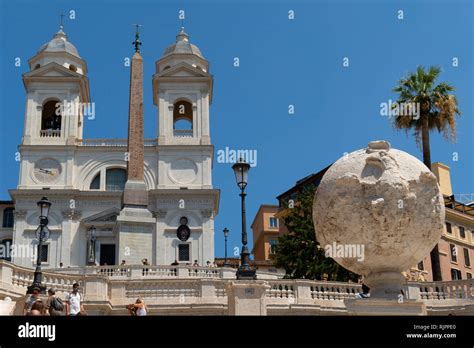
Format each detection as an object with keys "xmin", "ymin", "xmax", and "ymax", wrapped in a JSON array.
[
  {"xmin": 220, "ymin": 267, "xmax": 237, "ymax": 279},
  {"xmin": 404, "ymin": 282, "xmax": 422, "ymax": 300},
  {"xmin": 294, "ymin": 280, "xmax": 311, "ymax": 305},
  {"xmin": 226, "ymin": 280, "xmax": 270, "ymax": 315},
  {"xmin": 130, "ymin": 267, "xmax": 142, "ymax": 279},
  {"xmin": 83, "ymin": 274, "xmax": 109, "ymax": 302},
  {"xmin": 199, "ymin": 279, "xmax": 218, "ymax": 303},
  {"xmin": 177, "ymin": 266, "xmax": 189, "ymax": 278}
]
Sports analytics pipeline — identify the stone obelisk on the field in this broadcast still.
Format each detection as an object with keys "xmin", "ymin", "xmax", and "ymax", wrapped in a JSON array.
[
  {"xmin": 123, "ymin": 28, "xmax": 147, "ymax": 207},
  {"xmin": 116, "ymin": 26, "xmax": 156, "ymax": 265}
]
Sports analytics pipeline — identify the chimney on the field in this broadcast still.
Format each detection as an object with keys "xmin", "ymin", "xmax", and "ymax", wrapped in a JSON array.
[{"xmin": 431, "ymin": 162, "xmax": 453, "ymax": 197}]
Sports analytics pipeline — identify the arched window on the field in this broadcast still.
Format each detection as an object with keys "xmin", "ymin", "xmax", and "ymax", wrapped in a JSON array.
[
  {"xmin": 69, "ymin": 64, "xmax": 77, "ymax": 72},
  {"xmin": 41, "ymin": 100, "xmax": 61, "ymax": 137},
  {"xmin": 90, "ymin": 173, "xmax": 100, "ymax": 190},
  {"xmin": 34, "ymin": 64, "xmax": 41, "ymax": 70},
  {"xmin": 0, "ymin": 239, "xmax": 13, "ymax": 261},
  {"xmin": 173, "ymin": 100, "xmax": 193, "ymax": 137},
  {"xmin": 2, "ymin": 208, "xmax": 14, "ymax": 228},
  {"xmin": 106, "ymin": 168, "xmax": 126, "ymax": 191}
]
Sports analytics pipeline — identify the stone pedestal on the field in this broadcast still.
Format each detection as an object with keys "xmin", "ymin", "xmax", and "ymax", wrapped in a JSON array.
[
  {"xmin": 345, "ymin": 298, "xmax": 426, "ymax": 316},
  {"xmin": 364, "ymin": 271, "xmax": 406, "ymax": 299},
  {"xmin": 116, "ymin": 207, "xmax": 156, "ymax": 265},
  {"xmin": 123, "ymin": 180, "xmax": 148, "ymax": 207},
  {"xmin": 226, "ymin": 281, "xmax": 269, "ymax": 315}
]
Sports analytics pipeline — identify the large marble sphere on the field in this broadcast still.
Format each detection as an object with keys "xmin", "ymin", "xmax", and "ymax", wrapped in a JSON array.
[{"xmin": 313, "ymin": 140, "xmax": 445, "ymax": 297}]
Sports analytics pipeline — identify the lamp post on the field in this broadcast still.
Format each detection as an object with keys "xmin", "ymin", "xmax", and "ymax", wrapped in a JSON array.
[
  {"xmin": 87, "ymin": 226, "xmax": 97, "ymax": 265},
  {"xmin": 27, "ymin": 196, "xmax": 51, "ymax": 294},
  {"xmin": 232, "ymin": 159, "xmax": 256, "ymax": 280},
  {"xmin": 223, "ymin": 227, "xmax": 230, "ymax": 267}
]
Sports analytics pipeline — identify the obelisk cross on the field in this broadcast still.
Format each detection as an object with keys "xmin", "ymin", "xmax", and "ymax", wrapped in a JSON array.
[{"xmin": 132, "ymin": 24, "xmax": 142, "ymax": 53}]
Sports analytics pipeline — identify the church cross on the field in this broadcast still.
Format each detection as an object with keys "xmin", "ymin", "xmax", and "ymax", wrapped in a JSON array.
[{"xmin": 132, "ymin": 24, "xmax": 142, "ymax": 53}]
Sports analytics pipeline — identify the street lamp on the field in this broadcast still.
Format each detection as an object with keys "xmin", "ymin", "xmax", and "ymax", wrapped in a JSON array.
[
  {"xmin": 27, "ymin": 196, "xmax": 51, "ymax": 294},
  {"xmin": 232, "ymin": 159, "xmax": 256, "ymax": 280},
  {"xmin": 87, "ymin": 226, "xmax": 97, "ymax": 265},
  {"xmin": 223, "ymin": 227, "xmax": 230, "ymax": 267}
]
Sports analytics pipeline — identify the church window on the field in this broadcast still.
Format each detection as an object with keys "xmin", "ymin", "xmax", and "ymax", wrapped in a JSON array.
[
  {"xmin": 34, "ymin": 64, "xmax": 41, "ymax": 70},
  {"xmin": 173, "ymin": 100, "xmax": 193, "ymax": 136},
  {"xmin": 106, "ymin": 168, "xmax": 126, "ymax": 191},
  {"xmin": 40, "ymin": 100, "xmax": 61, "ymax": 137},
  {"xmin": 178, "ymin": 244, "xmax": 190, "ymax": 262},
  {"xmin": 90, "ymin": 173, "xmax": 101, "ymax": 190},
  {"xmin": 2, "ymin": 208, "xmax": 14, "ymax": 228},
  {"xmin": 69, "ymin": 64, "xmax": 77, "ymax": 72}
]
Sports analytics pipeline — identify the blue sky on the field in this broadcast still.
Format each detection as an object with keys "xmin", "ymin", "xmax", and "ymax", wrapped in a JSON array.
[{"xmin": 0, "ymin": 0, "xmax": 473, "ymax": 258}]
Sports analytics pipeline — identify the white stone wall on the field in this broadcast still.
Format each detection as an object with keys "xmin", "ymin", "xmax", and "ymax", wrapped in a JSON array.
[{"xmin": 9, "ymin": 30, "xmax": 218, "ymax": 270}]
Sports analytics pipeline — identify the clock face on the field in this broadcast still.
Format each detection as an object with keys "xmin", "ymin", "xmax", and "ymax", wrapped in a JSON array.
[{"xmin": 34, "ymin": 158, "xmax": 61, "ymax": 184}]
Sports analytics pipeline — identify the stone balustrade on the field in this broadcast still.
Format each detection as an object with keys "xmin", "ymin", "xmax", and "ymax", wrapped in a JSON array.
[
  {"xmin": 417, "ymin": 279, "xmax": 474, "ymax": 300},
  {"xmin": 40, "ymin": 129, "xmax": 61, "ymax": 137},
  {"xmin": 173, "ymin": 130, "xmax": 193, "ymax": 137},
  {"xmin": 76, "ymin": 139, "xmax": 158, "ymax": 147},
  {"xmin": 49, "ymin": 264, "xmax": 239, "ymax": 279},
  {"xmin": 0, "ymin": 260, "xmax": 473, "ymax": 315}
]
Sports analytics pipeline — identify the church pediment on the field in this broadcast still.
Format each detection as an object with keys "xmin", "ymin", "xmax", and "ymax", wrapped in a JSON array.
[
  {"xmin": 23, "ymin": 62, "xmax": 82, "ymax": 79},
  {"xmin": 82, "ymin": 207, "xmax": 121, "ymax": 224},
  {"xmin": 156, "ymin": 63, "xmax": 210, "ymax": 78}
]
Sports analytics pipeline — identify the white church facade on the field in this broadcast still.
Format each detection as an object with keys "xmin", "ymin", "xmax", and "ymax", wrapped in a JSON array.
[{"xmin": 2, "ymin": 25, "xmax": 219, "ymax": 269}]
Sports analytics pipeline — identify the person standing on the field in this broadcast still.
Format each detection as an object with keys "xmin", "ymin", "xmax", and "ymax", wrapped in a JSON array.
[
  {"xmin": 45, "ymin": 288, "xmax": 64, "ymax": 316},
  {"xmin": 120, "ymin": 260, "xmax": 127, "ymax": 276},
  {"xmin": 66, "ymin": 283, "xmax": 85, "ymax": 316},
  {"xmin": 141, "ymin": 258, "xmax": 150, "ymax": 276},
  {"xmin": 23, "ymin": 287, "xmax": 40, "ymax": 315}
]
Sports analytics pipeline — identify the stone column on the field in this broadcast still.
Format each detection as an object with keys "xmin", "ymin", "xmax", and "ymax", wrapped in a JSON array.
[
  {"xmin": 200, "ymin": 209, "xmax": 214, "ymax": 265},
  {"xmin": 11, "ymin": 211, "xmax": 27, "ymax": 267},
  {"xmin": 61, "ymin": 210, "xmax": 81, "ymax": 267}
]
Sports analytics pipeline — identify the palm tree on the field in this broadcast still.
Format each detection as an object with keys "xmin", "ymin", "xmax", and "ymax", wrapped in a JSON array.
[
  {"xmin": 392, "ymin": 66, "xmax": 461, "ymax": 170},
  {"xmin": 392, "ymin": 66, "xmax": 461, "ymax": 281}
]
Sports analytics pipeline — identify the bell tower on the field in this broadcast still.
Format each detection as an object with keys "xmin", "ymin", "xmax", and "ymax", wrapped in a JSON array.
[
  {"xmin": 22, "ymin": 25, "xmax": 90, "ymax": 146},
  {"xmin": 152, "ymin": 28, "xmax": 213, "ymax": 146},
  {"xmin": 151, "ymin": 28, "xmax": 218, "ymax": 266}
]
